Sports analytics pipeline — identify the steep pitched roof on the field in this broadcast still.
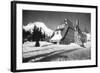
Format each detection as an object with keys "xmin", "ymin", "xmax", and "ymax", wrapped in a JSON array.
[
  {"xmin": 75, "ymin": 19, "xmax": 84, "ymax": 37},
  {"xmin": 61, "ymin": 18, "xmax": 75, "ymax": 41}
]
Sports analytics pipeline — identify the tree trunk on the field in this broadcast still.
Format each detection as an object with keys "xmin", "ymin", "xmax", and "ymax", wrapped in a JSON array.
[{"xmin": 35, "ymin": 41, "xmax": 40, "ymax": 47}]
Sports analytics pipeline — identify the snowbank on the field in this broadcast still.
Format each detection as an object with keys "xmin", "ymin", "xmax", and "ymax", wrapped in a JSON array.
[{"xmin": 23, "ymin": 42, "xmax": 83, "ymax": 58}]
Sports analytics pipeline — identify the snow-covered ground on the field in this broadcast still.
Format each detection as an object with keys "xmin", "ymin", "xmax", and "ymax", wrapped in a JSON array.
[
  {"xmin": 23, "ymin": 41, "xmax": 53, "ymax": 52},
  {"xmin": 23, "ymin": 41, "xmax": 91, "ymax": 62},
  {"xmin": 23, "ymin": 41, "xmax": 83, "ymax": 53},
  {"xmin": 23, "ymin": 41, "xmax": 83, "ymax": 58},
  {"xmin": 84, "ymin": 41, "xmax": 91, "ymax": 48}
]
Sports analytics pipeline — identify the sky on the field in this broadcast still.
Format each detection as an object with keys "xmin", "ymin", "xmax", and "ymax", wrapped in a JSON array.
[{"xmin": 23, "ymin": 10, "xmax": 91, "ymax": 32}]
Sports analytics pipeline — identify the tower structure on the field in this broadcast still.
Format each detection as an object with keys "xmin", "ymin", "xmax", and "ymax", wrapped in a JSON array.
[{"xmin": 74, "ymin": 19, "xmax": 82, "ymax": 45}]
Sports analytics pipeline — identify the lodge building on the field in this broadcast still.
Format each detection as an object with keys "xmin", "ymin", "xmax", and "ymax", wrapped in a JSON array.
[{"xmin": 50, "ymin": 18, "xmax": 87, "ymax": 46}]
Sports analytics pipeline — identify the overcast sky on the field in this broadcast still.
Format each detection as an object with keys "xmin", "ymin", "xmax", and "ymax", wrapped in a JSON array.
[{"xmin": 23, "ymin": 10, "xmax": 91, "ymax": 32}]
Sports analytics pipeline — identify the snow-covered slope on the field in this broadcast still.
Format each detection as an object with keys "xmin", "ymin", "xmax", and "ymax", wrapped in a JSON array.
[{"xmin": 23, "ymin": 22, "xmax": 53, "ymax": 37}]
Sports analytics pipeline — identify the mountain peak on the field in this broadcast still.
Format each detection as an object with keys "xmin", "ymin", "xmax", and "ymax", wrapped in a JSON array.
[{"xmin": 23, "ymin": 22, "xmax": 54, "ymax": 37}]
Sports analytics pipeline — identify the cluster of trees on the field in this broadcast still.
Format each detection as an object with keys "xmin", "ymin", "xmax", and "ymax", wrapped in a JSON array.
[
  {"xmin": 23, "ymin": 29, "xmax": 32, "ymax": 43},
  {"xmin": 32, "ymin": 25, "xmax": 45, "ymax": 47},
  {"xmin": 23, "ymin": 25, "xmax": 46, "ymax": 47}
]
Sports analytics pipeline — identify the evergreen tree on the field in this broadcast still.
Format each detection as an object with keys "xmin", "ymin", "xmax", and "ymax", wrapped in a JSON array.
[
  {"xmin": 43, "ymin": 32, "xmax": 45, "ymax": 41},
  {"xmin": 23, "ymin": 29, "xmax": 31, "ymax": 43},
  {"xmin": 32, "ymin": 26, "xmax": 46, "ymax": 47},
  {"xmin": 31, "ymin": 25, "xmax": 38, "ymax": 46}
]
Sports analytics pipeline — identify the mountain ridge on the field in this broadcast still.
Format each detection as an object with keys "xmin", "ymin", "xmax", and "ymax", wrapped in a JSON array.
[{"xmin": 23, "ymin": 22, "xmax": 54, "ymax": 37}]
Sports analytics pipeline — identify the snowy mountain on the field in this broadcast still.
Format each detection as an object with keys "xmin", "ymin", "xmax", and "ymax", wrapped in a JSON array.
[{"xmin": 23, "ymin": 22, "xmax": 54, "ymax": 37}]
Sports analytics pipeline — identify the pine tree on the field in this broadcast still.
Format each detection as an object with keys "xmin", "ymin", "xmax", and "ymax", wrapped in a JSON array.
[
  {"xmin": 32, "ymin": 25, "xmax": 46, "ymax": 47},
  {"xmin": 23, "ymin": 29, "xmax": 31, "ymax": 43},
  {"xmin": 43, "ymin": 32, "xmax": 45, "ymax": 41},
  {"xmin": 39, "ymin": 27, "xmax": 42, "ymax": 41}
]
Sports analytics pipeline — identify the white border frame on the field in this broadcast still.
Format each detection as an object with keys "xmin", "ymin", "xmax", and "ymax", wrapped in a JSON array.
[{"xmin": 16, "ymin": 3, "xmax": 96, "ymax": 70}]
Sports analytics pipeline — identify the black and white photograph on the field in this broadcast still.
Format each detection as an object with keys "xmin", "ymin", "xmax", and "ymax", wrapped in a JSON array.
[
  {"xmin": 11, "ymin": 1, "xmax": 97, "ymax": 72},
  {"xmin": 22, "ymin": 10, "xmax": 91, "ymax": 63}
]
